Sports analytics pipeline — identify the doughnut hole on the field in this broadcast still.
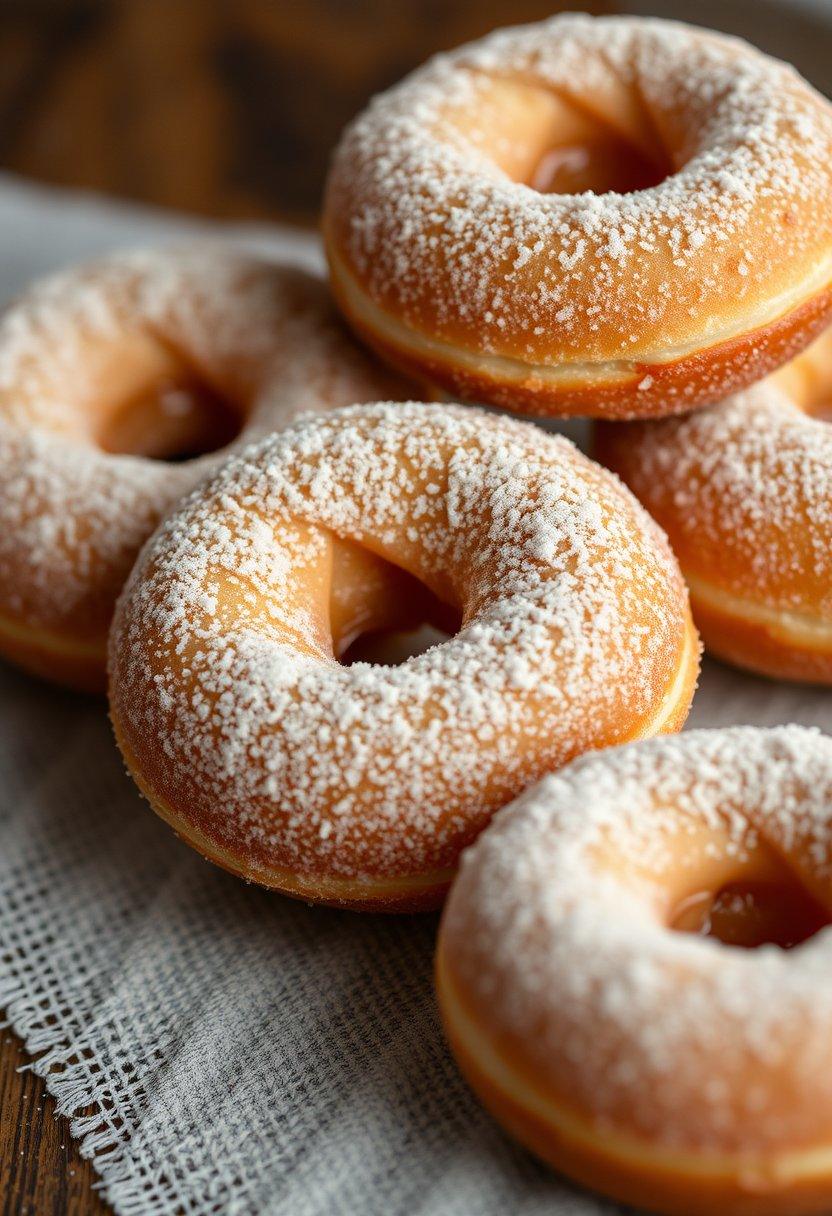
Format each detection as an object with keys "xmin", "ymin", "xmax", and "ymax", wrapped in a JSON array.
[
  {"xmin": 329, "ymin": 537, "xmax": 460, "ymax": 667},
  {"xmin": 528, "ymin": 136, "xmax": 665, "ymax": 196},
  {"xmin": 85, "ymin": 330, "xmax": 244, "ymax": 460},
  {"xmin": 671, "ymin": 877, "xmax": 830, "ymax": 949},
  {"xmin": 342, "ymin": 622, "xmax": 458, "ymax": 666},
  {"xmin": 100, "ymin": 373, "xmax": 241, "ymax": 461},
  {"xmin": 609, "ymin": 821, "xmax": 832, "ymax": 950},
  {"xmin": 459, "ymin": 77, "xmax": 670, "ymax": 197},
  {"xmin": 771, "ymin": 324, "xmax": 832, "ymax": 422}
]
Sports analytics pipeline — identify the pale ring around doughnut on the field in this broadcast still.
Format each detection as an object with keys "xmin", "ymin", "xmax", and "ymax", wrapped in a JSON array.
[
  {"xmin": 0, "ymin": 246, "xmax": 407, "ymax": 691},
  {"xmin": 596, "ymin": 325, "xmax": 832, "ymax": 683},
  {"xmin": 437, "ymin": 726, "xmax": 832, "ymax": 1216},
  {"xmin": 108, "ymin": 403, "xmax": 699, "ymax": 911},
  {"xmin": 324, "ymin": 14, "xmax": 832, "ymax": 420}
]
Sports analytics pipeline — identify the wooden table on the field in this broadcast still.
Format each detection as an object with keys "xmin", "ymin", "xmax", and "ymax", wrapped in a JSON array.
[
  {"xmin": 1, "ymin": 1, "xmax": 830, "ymax": 1212},
  {"xmin": 1, "ymin": 1035, "xmax": 105, "ymax": 1216}
]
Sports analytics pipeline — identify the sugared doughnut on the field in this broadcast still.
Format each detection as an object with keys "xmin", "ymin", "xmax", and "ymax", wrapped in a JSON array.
[
  {"xmin": 108, "ymin": 402, "xmax": 699, "ymax": 911},
  {"xmin": 324, "ymin": 14, "xmax": 832, "ymax": 420},
  {"xmin": 437, "ymin": 726, "xmax": 832, "ymax": 1216},
  {"xmin": 596, "ymin": 325, "xmax": 832, "ymax": 682},
  {"xmin": 0, "ymin": 247, "xmax": 407, "ymax": 691}
]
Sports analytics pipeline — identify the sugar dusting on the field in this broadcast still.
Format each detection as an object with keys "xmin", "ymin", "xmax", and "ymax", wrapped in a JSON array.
[
  {"xmin": 327, "ymin": 14, "xmax": 832, "ymax": 393},
  {"xmin": 0, "ymin": 246, "xmax": 405, "ymax": 633},
  {"xmin": 109, "ymin": 402, "xmax": 690, "ymax": 882},
  {"xmin": 443, "ymin": 725, "xmax": 832, "ymax": 1151},
  {"xmin": 598, "ymin": 381, "xmax": 832, "ymax": 614}
]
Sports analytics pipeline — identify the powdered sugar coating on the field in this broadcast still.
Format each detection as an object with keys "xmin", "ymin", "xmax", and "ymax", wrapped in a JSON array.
[
  {"xmin": 325, "ymin": 14, "xmax": 832, "ymax": 405},
  {"xmin": 109, "ymin": 402, "xmax": 694, "ymax": 890},
  {"xmin": 0, "ymin": 246, "xmax": 406, "ymax": 641},
  {"xmin": 597, "ymin": 380, "xmax": 832, "ymax": 616},
  {"xmin": 441, "ymin": 726, "xmax": 832, "ymax": 1152}
]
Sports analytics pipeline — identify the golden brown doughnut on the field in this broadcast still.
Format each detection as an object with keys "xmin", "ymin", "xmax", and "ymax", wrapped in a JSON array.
[
  {"xmin": 437, "ymin": 726, "xmax": 832, "ymax": 1216},
  {"xmin": 324, "ymin": 14, "xmax": 832, "ymax": 420},
  {"xmin": 0, "ymin": 246, "xmax": 406, "ymax": 691},
  {"xmin": 596, "ymin": 324, "xmax": 832, "ymax": 682},
  {"xmin": 108, "ymin": 403, "xmax": 698, "ymax": 910}
]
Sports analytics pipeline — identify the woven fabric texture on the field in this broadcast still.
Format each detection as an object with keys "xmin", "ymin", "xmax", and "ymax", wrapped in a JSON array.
[{"xmin": 0, "ymin": 175, "xmax": 831, "ymax": 1216}]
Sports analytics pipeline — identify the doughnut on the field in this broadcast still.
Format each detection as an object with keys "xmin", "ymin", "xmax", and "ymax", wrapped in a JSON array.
[
  {"xmin": 108, "ymin": 402, "xmax": 699, "ymax": 911},
  {"xmin": 437, "ymin": 725, "xmax": 832, "ymax": 1216},
  {"xmin": 324, "ymin": 14, "xmax": 832, "ymax": 420},
  {"xmin": 595, "ymin": 324, "xmax": 832, "ymax": 682},
  {"xmin": 0, "ymin": 246, "xmax": 407, "ymax": 692}
]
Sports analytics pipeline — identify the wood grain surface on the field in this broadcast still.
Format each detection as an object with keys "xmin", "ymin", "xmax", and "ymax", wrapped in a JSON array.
[
  {"xmin": 0, "ymin": 1032, "xmax": 107, "ymax": 1215},
  {"xmin": 1, "ymin": 1, "xmax": 829, "ymax": 1214}
]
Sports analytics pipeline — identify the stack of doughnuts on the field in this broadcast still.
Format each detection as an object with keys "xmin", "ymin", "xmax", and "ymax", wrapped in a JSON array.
[{"xmin": 6, "ymin": 12, "xmax": 832, "ymax": 1216}]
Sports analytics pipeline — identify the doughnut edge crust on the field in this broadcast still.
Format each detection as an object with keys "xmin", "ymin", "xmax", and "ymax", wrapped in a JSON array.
[
  {"xmin": 327, "ymin": 248, "xmax": 832, "ymax": 421},
  {"xmin": 110, "ymin": 616, "xmax": 698, "ymax": 912},
  {"xmin": 436, "ymin": 726, "xmax": 832, "ymax": 1215},
  {"xmin": 436, "ymin": 950, "xmax": 832, "ymax": 1216},
  {"xmin": 110, "ymin": 713, "xmax": 457, "ymax": 912}
]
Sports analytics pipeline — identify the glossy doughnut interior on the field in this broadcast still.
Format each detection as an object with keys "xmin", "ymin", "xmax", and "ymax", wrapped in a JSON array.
[
  {"xmin": 109, "ymin": 402, "xmax": 698, "ymax": 911},
  {"xmin": 671, "ymin": 880, "xmax": 829, "ymax": 951},
  {"xmin": 437, "ymin": 727, "xmax": 832, "ymax": 1216},
  {"xmin": 97, "ymin": 345, "xmax": 242, "ymax": 462},
  {"xmin": 477, "ymin": 78, "xmax": 671, "ymax": 198}
]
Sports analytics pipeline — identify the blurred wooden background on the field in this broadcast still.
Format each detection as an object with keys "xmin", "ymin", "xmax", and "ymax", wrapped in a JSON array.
[
  {"xmin": 0, "ymin": 1, "xmax": 831, "ymax": 1213},
  {"xmin": 1, "ymin": 0, "xmax": 828, "ymax": 230},
  {"xmin": 0, "ymin": 0, "xmax": 615, "ymax": 227}
]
